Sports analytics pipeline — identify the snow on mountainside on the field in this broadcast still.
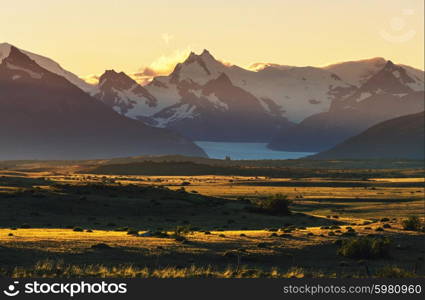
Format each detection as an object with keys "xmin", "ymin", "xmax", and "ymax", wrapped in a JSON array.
[
  {"xmin": 0, "ymin": 43, "xmax": 95, "ymax": 93},
  {"xmin": 323, "ymin": 57, "xmax": 388, "ymax": 86},
  {"xmin": 324, "ymin": 57, "xmax": 424, "ymax": 89},
  {"xmin": 143, "ymin": 50, "xmax": 356, "ymax": 123},
  {"xmin": 95, "ymin": 70, "xmax": 160, "ymax": 118},
  {"xmin": 248, "ymin": 63, "xmax": 294, "ymax": 72},
  {"xmin": 148, "ymin": 72, "xmax": 294, "ymax": 142},
  {"xmin": 0, "ymin": 45, "xmax": 206, "ymax": 159},
  {"xmin": 96, "ymin": 50, "xmax": 423, "ymax": 143},
  {"xmin": 268, "ymin": 60, "xmax": 424, "ymax": 152},
  {"xmin": 331, "ymin": 61, "xmax": 424, "ymax": 111},
  {"xmin": 96, "ymin": 60, "xmax": 294, "ymax": 141}
]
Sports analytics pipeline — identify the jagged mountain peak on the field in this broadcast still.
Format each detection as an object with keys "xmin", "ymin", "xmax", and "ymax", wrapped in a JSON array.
[
  {"xmin": 1, "ymin": 42, "xmax": 95, "ymax": 93},
  {"xmin": 99, "ymin": 69, "xmax": 135, "ymax": 86},
  {"xmin": 360, "ymin": 61, "xmax": 416, "ymax": 94},
  {"xmin": 168, "ymin": 49, "xmax": 225, "ymax": 84},
  {"xmin": 184, "ymin": 49, "xmax": 216, "ymax": 63},
  {"xmin": 96, "ymin": 69, "xmax": 158, "ymax": 117}
]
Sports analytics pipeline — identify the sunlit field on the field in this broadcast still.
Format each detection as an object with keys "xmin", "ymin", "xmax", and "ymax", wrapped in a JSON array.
[{"xmin": 0, "ymin": 159, "xmax": 424, "ymax": 278}]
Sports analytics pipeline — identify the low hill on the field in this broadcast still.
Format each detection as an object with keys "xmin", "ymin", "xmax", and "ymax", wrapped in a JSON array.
[{"xmin": 312, "ymin": 112, "xmax": 424, "ymax": 159}]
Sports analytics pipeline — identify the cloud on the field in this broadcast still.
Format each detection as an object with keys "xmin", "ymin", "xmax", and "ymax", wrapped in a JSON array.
[
  {"xmin": 80, "ymin": 74, "xmax": 100, "ymax": 85},
  {"xmin": 80, "ymin": 47, "xmax": 196, "ymax": 86},
  {"xmin": 134, "ymin": 47, "xmax": 194, "ymax": 84},
  {"xmin": 161, "ymin": 33, "xmax": 174, "ymax": 45}
]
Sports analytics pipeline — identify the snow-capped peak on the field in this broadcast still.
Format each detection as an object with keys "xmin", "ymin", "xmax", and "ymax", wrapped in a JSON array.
[
  {"xmin": 323, "ymin": 57, "xmax": 387, "ymax": 86},
  {"xmin": 0, "ymin": 42, "xmax": 95, "ymax": 93},
  {"xmin": 248, "ymin": 62, "xmax": 294, "ymax": 72},
  {"xmin": 0, "ymin": 43, "xmax": 12, "ymax": 63}
]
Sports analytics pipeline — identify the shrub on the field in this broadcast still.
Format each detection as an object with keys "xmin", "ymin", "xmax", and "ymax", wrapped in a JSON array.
[
  {"xmin": 341, "ymin": 231, "xmax": 357, "ymax": 237},
  {"xmin": 249, "ymin": 194, "xmax": 291, "ymax": 215},
  {"xmin": 174, "ymin": 225, "xmax": 193, "ymax": 237},
  {"xmin": 174, "ymin": 235, "xmax": 187, "ymax": 242},
  {"xmin": 338, "ymin": 237, "xmax": 391, "ymax": 259},
  {"xmin": 257, "ymin": 242, "xmax": 268, "ymax": 248},
  {"xmin": 127, "ymin": 229, "xmax": 139, "ymax": 235},
  {"xmin": 376, "ymin": 266, "xmax": 416, "ymax": 278},
  {"xmin": 115, "ymin": 227, "xmax": 129, "ymax": 232},
  {"xmin": 402, "ymin": 216, "xmax": 422, "ymax": 231},
  {"xmin": 280, "ymin": 233, "xmax": 292, "ymax": 238},
  {"xmin": 91, "ymin": 243, "xmax": 112, "ymax": 250},
  {"xmin": 73, "ymin": 227, "xmax": 84, "ymax": 232}
]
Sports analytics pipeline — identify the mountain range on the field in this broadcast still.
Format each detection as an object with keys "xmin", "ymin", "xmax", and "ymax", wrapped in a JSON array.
[
  {"xmin": 0, "ymin": 43, "xmax": 206, "ymax": 160},
  {"xmin": 94, "ymin": 50, "xmax": 424, "ymax": 148},
  {"xmin": 94, "ymin": 50, "xmax": 358, "ymax": 142},
  {"xmin": 1, "ymin": 42, "xmax": 423, "ymax": 160},
  {"xmin": 269, "ymin": 60, "xmax": 424, "ymax": 152}
]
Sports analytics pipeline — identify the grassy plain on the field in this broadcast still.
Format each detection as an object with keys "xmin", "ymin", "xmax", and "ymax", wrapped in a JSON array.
[{"xmin": 0, "ymin": 158, "xmax": 424, "ymax": 278}]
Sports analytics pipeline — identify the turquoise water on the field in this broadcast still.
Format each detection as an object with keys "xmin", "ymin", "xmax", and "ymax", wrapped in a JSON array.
[{"xmin": 195, "ymin": 141, "xmax": 315, "ymax": 160}]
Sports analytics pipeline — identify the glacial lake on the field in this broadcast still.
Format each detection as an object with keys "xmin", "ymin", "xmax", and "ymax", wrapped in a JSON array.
[{"xmin": 195, "ymin": 141, "xmax": 316, "ymax": 160}]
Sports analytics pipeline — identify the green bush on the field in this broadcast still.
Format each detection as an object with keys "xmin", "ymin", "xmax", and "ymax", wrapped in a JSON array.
[
  {"xmin": 338, "ymin": 237, "xmax": 391, "ymax": 259},
  {"xmin": 249, "ymin": 194, "xmax": 291, "ymax": 215},
  {"xmin": 402, "ymin": 216, "xmax": 422, "ymax": 231}
]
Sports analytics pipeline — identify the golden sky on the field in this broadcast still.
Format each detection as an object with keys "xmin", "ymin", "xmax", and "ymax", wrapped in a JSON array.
[{"xmin": 2, "ymin": 0, "xmax": 424, "ymax": 80}]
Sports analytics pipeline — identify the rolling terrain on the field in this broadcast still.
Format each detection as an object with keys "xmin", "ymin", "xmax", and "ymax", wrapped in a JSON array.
[
  {"xmin": 312, "ymin": 112, "xmax": 424, "ymax": 159},
  {"xmin": 0, "ymin": 159, "xmax": 423, "ymax": 278}
]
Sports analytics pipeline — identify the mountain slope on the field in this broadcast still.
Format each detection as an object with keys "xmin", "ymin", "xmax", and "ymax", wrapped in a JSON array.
[
  {"xmin": 149, "ymin": 73, "xmax": 294, "ymax": 141},
  {"xmin": 95, "ymin": 70, "xmax": 159, "ymax": 118},
  {"xmin": 96, "ymin": 51, "xmax": 298, "ymax": 142},
  {"xmin": 0, "ymin": 46, "xmax": 206, "ymax": 160},
  {"xmin": 323, "ymin": 57, "xmax": 388, "ymax": 86},
  {"xmin": 269, "ymin": 61, "xmax": 424, "ymax": 152},
  {"xmin": 311, "ymin": 112, "xmax": 424, "ymax": 159},
  {"xmin": 150, "ymin": 50, "xmax": 355, "ymax": 123},
  {"xmin": 0, "ymin": 43, "xmax": 95, "ymax": 93},
  {"xmin": 97, "ymin": 50, "xmax": 357, "ymax": 141}
]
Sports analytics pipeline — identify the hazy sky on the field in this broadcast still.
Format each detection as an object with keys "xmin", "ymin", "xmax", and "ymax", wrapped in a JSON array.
[{"xmin": 2, "ymin": 0, "xmax": 424, "ymax": 79}]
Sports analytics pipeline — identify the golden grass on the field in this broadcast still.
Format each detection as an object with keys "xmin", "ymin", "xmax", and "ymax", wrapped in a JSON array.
[
  {"xmin": 0, "ymin": 170, "xmax": 423, "ymax": 278},
  {"xmin": 7, "ymin": 259, "xmax": 326, "ymax": 278}
]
